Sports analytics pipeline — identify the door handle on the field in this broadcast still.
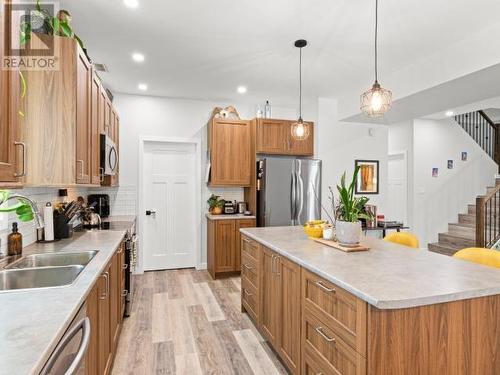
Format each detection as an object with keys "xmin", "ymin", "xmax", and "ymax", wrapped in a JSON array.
[
  {"xmin": 146, "ymin": 210, "xmax": 157, "ymax": 216},
  {"xmin": 14, "ymin": 141, "xmax": 26, "ymax": 177},
  {"xmin": 122, "ymin": 289, "xmax": 128, "ymax": 297},
  {"xmin": 315, "ymin": 280, "xmax": 336, "ymax": 293},
  {"xmin": 99, "ymin": 273, "xmax": 108, "ymax": 300},
  {"xmin": 77, "ymin": 159, "xmax": 84, "ymax": 179},
  {"xmin": 315, "ymin": 326, "xmax": 336, "ymax": 343},
  {"xmin": 275, "ymin": 255, "xmax": 281, "ymax": 277}
]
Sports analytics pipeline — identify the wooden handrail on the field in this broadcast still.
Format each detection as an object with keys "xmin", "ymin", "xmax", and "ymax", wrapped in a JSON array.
[
  {"xmin": 478, "ymin": 110, "xmax": 496, "ymax": 128},
  {"xmin": 476, "ymin": 184, "xmax": 500, "ymax": 248}
]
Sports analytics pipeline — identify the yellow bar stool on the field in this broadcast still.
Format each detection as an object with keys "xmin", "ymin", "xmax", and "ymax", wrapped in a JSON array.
[
  {"xmin": 453, "ymin": 248, "xmax": 500, "ymax": 269},
  {"xmin": 383, "ymin": 232, "xmax": 420, "ymax": 249}
]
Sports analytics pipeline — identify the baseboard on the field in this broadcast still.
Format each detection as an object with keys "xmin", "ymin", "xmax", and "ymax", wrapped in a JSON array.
[{"xmin": 196, "ymin": 262, "xmax": 207, "ymax": 270}]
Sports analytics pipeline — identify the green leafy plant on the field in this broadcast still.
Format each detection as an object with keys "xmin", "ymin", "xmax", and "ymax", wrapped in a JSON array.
[
  {"xmin": 20, "ymin": 1, "xmax": 84, "ymax": 48},
  {"xmin": 207, "ymin": 194, "xmax": 224, "ymax": 210},
  {"xmin": 335, "ymin": 167, "xmax": 373, "ymax": 223},
  {"xmin": 0, "ymin": 190, "xmax": 35, "ymax": 222}
]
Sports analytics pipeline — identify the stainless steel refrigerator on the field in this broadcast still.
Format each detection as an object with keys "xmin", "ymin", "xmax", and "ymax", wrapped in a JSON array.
[{"xmin": 257, "ymin": 157, "xmax": 321, "ymax": 227}]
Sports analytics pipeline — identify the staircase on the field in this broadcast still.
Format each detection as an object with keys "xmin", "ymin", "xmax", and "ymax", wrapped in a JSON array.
[{"xmin": 428, "ymin": 180, "xmax": 500, "ymax": 256}]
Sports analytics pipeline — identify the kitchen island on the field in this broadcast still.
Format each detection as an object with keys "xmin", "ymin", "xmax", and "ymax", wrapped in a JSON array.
[{"xmin": 240, "ymin": 226, "xmax": 500, "ymax": 375}]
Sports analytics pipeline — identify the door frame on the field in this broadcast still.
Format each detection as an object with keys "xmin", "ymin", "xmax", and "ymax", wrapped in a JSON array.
[
  {"xmin": 387, "ymin": 150, "xmax": 409, "ymax": 226},
  {"xmin": 137, "ymin": 136, "xmax": 202, "ymax": 273}
]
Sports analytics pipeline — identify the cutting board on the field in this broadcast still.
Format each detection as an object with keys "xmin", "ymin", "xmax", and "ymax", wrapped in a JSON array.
[{"xmin": 313, "ymin": 238, "xmax": 370, "ymax": 252}]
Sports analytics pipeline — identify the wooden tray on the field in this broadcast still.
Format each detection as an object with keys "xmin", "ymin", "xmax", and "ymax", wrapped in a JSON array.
[{"xmin": 313, "ymin": 238, "xmax": 370, "ymax": 252}]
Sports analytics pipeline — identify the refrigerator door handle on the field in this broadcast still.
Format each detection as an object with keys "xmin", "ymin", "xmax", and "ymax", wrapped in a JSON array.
[
  {"xmin": 290, "ymin": 169, "xmax": 296, "ymax": 225},
  {"xmin": 297, "ymin": 170, "xmax": 305, "ymax": 225}
]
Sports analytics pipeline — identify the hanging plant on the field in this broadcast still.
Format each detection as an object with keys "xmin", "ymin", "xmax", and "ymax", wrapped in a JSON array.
[{"xmin": 0, "ymin": 190, "xmax": 35, "ymax": 222}]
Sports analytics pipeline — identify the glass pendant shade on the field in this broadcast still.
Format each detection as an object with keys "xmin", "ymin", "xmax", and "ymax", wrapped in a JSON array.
[
  {"xmin": 291, "ymin": 117, "xmax": 309, "ymax": 140},
  {"xmin": 360, "ymin": 81, "xmax": 392, "ymax": 118}
]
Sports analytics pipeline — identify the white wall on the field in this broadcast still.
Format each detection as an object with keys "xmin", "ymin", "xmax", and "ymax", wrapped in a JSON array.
[
  {"xmin": 317, "ymin": 98, "xmax": 388, "ymax": 222},
  {"xmin": 113, "ymin": 93, "xmax": 316, "ymax": 269},
  {"xmin": 412, "ymin": 118, "xmax": 497, "ymax": 247}
]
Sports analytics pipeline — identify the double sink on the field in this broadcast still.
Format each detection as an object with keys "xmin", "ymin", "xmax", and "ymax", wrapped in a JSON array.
[{"xmin": 0, "ymin": 251, "xmax": 98, "ymax": 292}]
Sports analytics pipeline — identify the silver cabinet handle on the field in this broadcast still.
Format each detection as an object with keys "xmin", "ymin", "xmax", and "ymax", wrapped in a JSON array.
[
  {"xmin": 243, "ymin": 288, "xmax": 253, "ymax": 297},
  {"xmin": 77, "ymin": 159, "xmax": 84, "ymax": 179},
  {"xmin": 243, "ymin": 264, "xmax": 253, "ymax": 271},
  {"xmin": 315, "ymin": 280, "xmax": 335, "ymax": 293},
  {"xmin": 315, "ymin": 326, "xmax": 336, "ymax": 343},
  {"xmin": 117, "ymin": 246, "xmax": 123, "ymax": 254},
  {"xmin": 122, "ymin": 289, "xmax": 128, "ymax": 297},
  {"xmin": 271, "ymin": 255, "xmax": 276, "ymax": 274},
  {"xmin": 14, "ymin": 141, "xmax": 26, "ymax": 177},
  {"xmin": 99, "ymin": 167, "xmax": 104, "ymax": 182},
  {"xmin": 275, "ymin": 255, "xmax": 281, "ymax": 277},
  {"xmin": 41, "ymin": 317, "xmax": 91, "ymax": 375},
  {"xmin": 122, "ymin": 263, "xmax": 128, "ymax": 270},
  {"xmin": 100, "ymin": 272, "xmax": 109, "ymax": 299}
]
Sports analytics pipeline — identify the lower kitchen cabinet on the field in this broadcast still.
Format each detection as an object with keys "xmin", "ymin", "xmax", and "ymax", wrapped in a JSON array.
[
  {"xmin": 85, "ymin": 282, "xmax": 99, "ymax": 375},
  {"xmin": 207, "ymin": 217, "xmax": 256, "ymax": 279},
  {"xmin": 98, "ymin": 263, "xmax": 112, "ymax": 375}
]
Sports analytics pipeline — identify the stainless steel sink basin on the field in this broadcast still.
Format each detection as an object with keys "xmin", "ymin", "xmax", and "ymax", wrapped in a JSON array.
[
  {"xmin": 5, "ymin": 251, "xmax": 98, "ymax": 269},
  {"xmin": 0, "ymin": 265, "xmax": 84, "ymax": 291}
]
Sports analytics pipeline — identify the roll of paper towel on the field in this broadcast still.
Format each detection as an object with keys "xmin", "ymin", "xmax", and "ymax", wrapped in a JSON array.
[{"xmin": 44, "ymin": 202, "xmax": 54, "ymax": 241}]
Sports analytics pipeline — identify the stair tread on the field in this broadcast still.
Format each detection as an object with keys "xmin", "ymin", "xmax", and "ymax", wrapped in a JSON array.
[
  {"xmin": 428, "ymin": 243, "xmax": 460, "ymax": 256},
  {"xmin": 439, "ymin": 231, "xmax": 475, "ymax": 241}
]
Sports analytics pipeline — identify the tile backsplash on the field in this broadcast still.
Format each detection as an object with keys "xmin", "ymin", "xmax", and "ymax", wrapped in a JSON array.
[{"xmin": 0, "ymin": 185, "xmax": 137, "ymax": 255}]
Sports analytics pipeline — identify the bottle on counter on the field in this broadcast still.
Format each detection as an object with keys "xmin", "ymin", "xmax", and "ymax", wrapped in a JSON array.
[
  {"xmin": 8, "ymin": 222, "xmax": 23, "ymax": 256},
  {"xmin": 264, "ymin": 100, "xmax": 272, "ymax": 118}
]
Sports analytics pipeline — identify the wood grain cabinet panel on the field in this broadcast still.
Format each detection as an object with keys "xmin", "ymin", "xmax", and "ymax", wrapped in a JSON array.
[
  {"xmin": 241, "ymin": 235, "xmax": 260, "ymax": 261},
  {"xmin": 302, "ymin": 268, "xmax": 367, "ymax": 356},
  {"xmin": 76, "ymin": 48, "xmax": 92, "ymax": 184},
  {"xmin": 98, "ymin": 265, "xmax": 111, "ymax": 375},
  {"xmin": 241, "ymin": 276, "xmax": 259, "ymax": 323},
  {"xmin": 208, "ymin": 119, "xmax": 251, "ymax": 186},
  {"xmin": 235, "ymin": 219, "xmax": 255, "ymax": 272},
  {"xmin": 109, "ymin": 252, "xmax": 120, "ymax": 354},
  {"xmin": 260, "ymin": 246, "xmax": 280, "ymax": 347},
  {"xmin": 85, "ymin": 282, "xmax": 99, "ymax": 375},
  {"xmin": 256, "ymin": 119, "xmax": 287, "ymax": 154},
  {"xmin": 90, "ymin": 72, "xmax": 101, "ymax": 185}
]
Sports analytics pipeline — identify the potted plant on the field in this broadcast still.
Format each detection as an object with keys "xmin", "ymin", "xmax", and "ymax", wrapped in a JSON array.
[
  {"xmin": 207, "ymin": 194, "xmax": 224, "ymax": 215},
  {"xmin": 334, "ymin": 167, "xmax": 372, "ymax": 244}
]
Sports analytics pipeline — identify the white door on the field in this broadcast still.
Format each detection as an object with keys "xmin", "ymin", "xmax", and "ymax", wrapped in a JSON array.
[
  {"xmin": 142, "ymin": 141, "xmax": 197, "ymax": 270},
  {"xmin": 387, "ymin": 152, "xmax": 408, "ymax": 224}
]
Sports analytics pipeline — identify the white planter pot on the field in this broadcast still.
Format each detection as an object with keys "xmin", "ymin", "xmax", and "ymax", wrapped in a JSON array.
[{"xmin": 336, "ymin": 221, "xmax": 362, "ymax": 244}]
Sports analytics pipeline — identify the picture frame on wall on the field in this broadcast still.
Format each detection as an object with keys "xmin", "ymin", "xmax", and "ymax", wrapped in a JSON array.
[{"xmin": 355, "ymin": 160, "xmax": 379, "ymax": 194}]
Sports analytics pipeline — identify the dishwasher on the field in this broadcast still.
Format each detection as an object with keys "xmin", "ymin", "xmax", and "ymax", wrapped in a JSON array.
[{"xmin": 40, "ymin": 303, "xmax": 90, "ymax": 375}]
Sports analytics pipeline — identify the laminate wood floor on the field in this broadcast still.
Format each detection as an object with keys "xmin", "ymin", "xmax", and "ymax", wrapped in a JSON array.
[{"xmin": 112, "ymin": 269, "xmax": 288, "ymax": 375}]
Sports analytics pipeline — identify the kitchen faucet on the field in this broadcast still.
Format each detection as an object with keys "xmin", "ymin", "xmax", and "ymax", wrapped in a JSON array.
[{"xmin": 0, "ymin": 193, "xmax": 45, "ymax": 229}]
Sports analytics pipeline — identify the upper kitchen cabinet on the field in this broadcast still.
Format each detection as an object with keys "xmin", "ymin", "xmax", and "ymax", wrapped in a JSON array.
[
  {"xmin": 90, "ymin": 71, "xmax": 102, "ymax": 185},
  {"xmin": 256, "ymin": 118, "xmax": 314, "ymax": 156},
  {"xmin": 0, "ymin": 67, "xmax": 21, "ymax": 186},
  {"xmin": 208, "ymin": 119, "xmax": 251, "ymax": 186},
  {"xmin": 76, "ymin": 47, "xmax": 92, "ymax": 184}
]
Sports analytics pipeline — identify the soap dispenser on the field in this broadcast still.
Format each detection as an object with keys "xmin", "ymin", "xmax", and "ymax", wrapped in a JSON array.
[{"xmin": 8, "ymin": 222, "xmax": 23, "ymax": 256}]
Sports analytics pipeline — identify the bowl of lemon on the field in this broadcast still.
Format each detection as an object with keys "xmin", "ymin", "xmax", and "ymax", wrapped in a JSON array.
[{"xmin": 303, "ymin": 220, "xmax": 327, "ymax": 238}]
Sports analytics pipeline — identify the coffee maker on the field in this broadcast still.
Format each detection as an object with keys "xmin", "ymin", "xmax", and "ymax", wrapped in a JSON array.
[{"xmin": 87, "ymin": 194, "xmax": 110, "ymax": 218}]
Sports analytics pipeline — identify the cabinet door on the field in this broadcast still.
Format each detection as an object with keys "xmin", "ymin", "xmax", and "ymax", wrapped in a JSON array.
[
  {"xmin": 90, "ymin": 72, "xmax": 101, "ymax": 185},
  {"xmin": 76, "ymin": 49, "xmax": 91, "ymax": 184},
  {"xmin": 277, "ymin": 256, "xmax": 301, "ymax": 374},
  {"xmin": 210, "ymin": 119, "xmax": 251, "ymax": 186},
  {"xmin": 98, "ymin": 268, "xmax": 111, "ymax": 375},
  {"xmin": 120, "ymin": 242, "xmax": 126, "ymax": 318},
  {"xmin": 287, "ymin": 121, "xmax": 314, "ymax": 156},
  {"xmin": 99, "ymin": 87, "xmax": 107, "ymax": 135},
  {"xmin": 215, "ymin": 220, "xmax": 236, "ymax": 273},
  {"xmin": 260, "ymin": 246, "xmax": 280, "ymax": 346},
  {"xmin": 0, "ymin": 68, "xmax": 20, "ymax": 183},
  {"xmin": 235, "ymin": 219, "xmax": 256, "ymax": 272},
  {"xmin": 110, "ymin": 251, "xmax": 120, "ymax": 353},
  {"xmin": 256, "ymin": 119, "xmax": 287, "ymax": 154},
  {"xmin": 85, "ymin": 282, "xmax": 99, "ymax": 375},
  {"xmin": 104, "ymin": 97, "xmax": 112, "ymax": 136}
]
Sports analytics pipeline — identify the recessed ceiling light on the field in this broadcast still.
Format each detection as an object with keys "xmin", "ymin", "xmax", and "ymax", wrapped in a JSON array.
[
  {"xmin": 132, "ymin": 52, "xmax": 145, "ymax": 63},
  {"xmin": 237, "ymin": 86, "xmax": 247, "ymax": 94},
  {"xmin": 123, "ymin": 0, "xmax": 139, "ymax": 8},
  {"xmin": 445, "ymin": 110, "xmax": 454, "ymax": 117},
  {"xmin": 138, "ymin": 83, "xmax": 148, "ymax": 91}
]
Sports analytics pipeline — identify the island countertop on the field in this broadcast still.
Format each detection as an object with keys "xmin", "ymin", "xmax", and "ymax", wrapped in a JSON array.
[
  {"xmin": 0, "ymin": 230, "xmax": 126, "ymax": 375},
  {"xmin": 240, "ymin": 226, "xmax": 500, "ymax": 309}
]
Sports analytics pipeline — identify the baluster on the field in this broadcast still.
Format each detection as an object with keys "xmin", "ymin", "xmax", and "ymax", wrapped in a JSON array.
[{"xmin": 489, "ymin": 199, "xmax": 492, "ymax": 246}]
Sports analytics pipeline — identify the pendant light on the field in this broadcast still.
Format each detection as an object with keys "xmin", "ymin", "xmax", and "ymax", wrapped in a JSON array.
[
  {"xmin": 360, "ymin": 0, "xmax": 392, "ymax": 118},
  {"xmin": 291, "ymin": 39, "xmax": 310, "ymax": 141}
]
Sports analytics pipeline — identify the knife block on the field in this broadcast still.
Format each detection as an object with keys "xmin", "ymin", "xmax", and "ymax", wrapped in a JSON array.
[{"xmin": 53, "ymin": 213, "xmax": 73, "ymax": 239}]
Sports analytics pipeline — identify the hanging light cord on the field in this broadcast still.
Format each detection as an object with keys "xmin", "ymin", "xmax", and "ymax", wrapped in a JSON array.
[
  {"xmin": 299, "ymin": 46, "xmax": 302, "ymax": 119},
  {"xmin": 374, "ymin": 0, "xmax": 378, "ymax": 83}
]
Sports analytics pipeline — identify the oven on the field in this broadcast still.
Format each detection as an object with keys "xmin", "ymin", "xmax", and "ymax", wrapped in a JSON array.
[{"xmin": 100, "ymin": 134, "xmax": 118, "ymax": 176}]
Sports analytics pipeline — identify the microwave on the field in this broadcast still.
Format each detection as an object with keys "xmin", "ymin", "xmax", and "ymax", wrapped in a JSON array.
[{"xmin": 100, "ymin": 134, "xmax": 118, "ymax": 176}]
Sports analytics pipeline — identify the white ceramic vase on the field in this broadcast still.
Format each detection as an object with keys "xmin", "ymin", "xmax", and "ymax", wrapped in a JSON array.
[{"xmin": 335, "ymin": 221, "xmax": 362, "ymax": 244}]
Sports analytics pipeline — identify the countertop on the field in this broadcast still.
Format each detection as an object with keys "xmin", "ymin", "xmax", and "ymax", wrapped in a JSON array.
[
  {"xmin": 206, "ymin": 213, "xmax": 256, "ymax": 220},
  {"xmin": 0, "ymin": 229, "xmax": 128, "ymax": 375},
  {"xmin": 240, "ymin": 226, "xmax": 500, "ymax": 310}
]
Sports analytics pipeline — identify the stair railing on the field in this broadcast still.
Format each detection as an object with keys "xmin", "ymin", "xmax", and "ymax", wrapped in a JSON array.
[
  {"xmin": 476, "ymin": 184, "xmax": 500, "ymax": 248},
  {"xmin": 455, "ymin": 111, "xmax": 499, "ymax": 168}
]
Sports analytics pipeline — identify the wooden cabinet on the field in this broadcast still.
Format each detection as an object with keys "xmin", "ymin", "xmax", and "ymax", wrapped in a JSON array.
[
  {"xmin": 85, "ymin": 281, "xmax": 99, "ymax": 375},
  {"xmin": 0, "ymin": 68, "xmax": 21, "ymax": 185},
  {"xmin": 109, "ymin": 251, "xmax": 120, "ymax": 355},
  {"xmin": 260, "ymin": 246, "xmax": 280, "ymax": 347},
  {"xmin": 76, "ymin": 48, "xmax": 92, "ymax": 184},
  {"xmin": 256, "ymin": 118, "xmax": 314, "ymax": 156},
  {"xmin": 98, "ymin": 264, "xmax": 112, "ymax": 375},
  {"xmin": 90, "ymin": 72, "xmax": 102, "ymax": 185},
  {"xmin": 208, "ymin": 119, "xmax": 251, "ymax": 186},
  {"xmin": 207, "ymin": 217, "xmax": 256, "ymax": 278}
]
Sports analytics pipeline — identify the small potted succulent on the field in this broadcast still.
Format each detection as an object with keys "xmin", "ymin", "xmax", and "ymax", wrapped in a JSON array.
[
  {"xmin": 334, "ymin": 167, "xmax": 372, "ymax": 244},
  {"xmin": 207, "ymin": 194, "xmax": 224, "ymax": 215}
]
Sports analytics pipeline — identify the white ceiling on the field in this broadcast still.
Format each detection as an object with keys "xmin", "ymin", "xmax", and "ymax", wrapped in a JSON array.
[{"xmin": 60, "ymin": 0, "xmax": 500, "ymax": 106}]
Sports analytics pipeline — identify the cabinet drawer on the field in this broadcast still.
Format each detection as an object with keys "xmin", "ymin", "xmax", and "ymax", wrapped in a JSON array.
[
  {"xmin": 241, "ymin": 235, "xmax": 259, "ymax": 260},
  {"xmin": 302, "ymin": 269, "xmax": 367, "ymax": 356},
  {"xmin": 241, "ymin": 253, "xmax": 259, "ymax": 288},
  {"xmin": 241, "ymin": 277, "xmax": 259, "ymax": 323},
  {"xmin": 303, "ymin": 307, "xmax": 366, "ymax": 375}
]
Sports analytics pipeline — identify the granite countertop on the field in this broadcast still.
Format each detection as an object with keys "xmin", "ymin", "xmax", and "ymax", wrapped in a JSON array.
[
  {"xmin": 240, "ymin": 226, "xmax": 500, "ymax": 310},
  {"xmin": 0, "ymin": 229, "xmax": 127, "ymax": 375},
  {"xmin": 206, "ymin": 213, "xmax": 256, "ymax": 220}
]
